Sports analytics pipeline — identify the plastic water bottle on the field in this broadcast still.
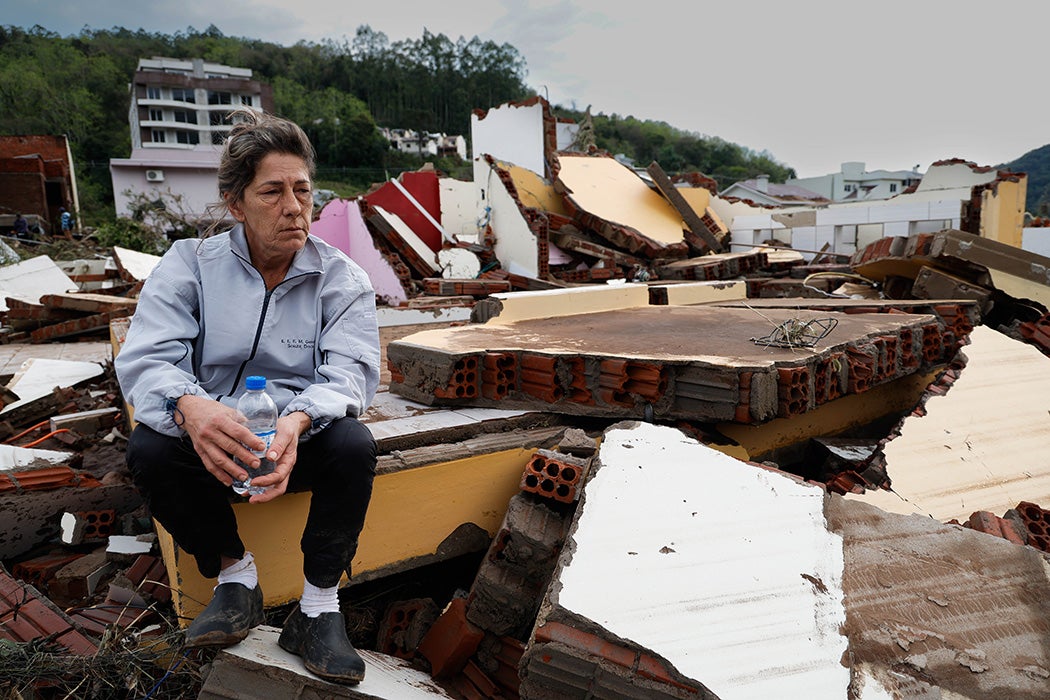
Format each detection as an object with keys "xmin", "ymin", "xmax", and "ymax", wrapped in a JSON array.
[{"xmin": 231, "ymin": 375, "xmax": 277, "ymax": 496}]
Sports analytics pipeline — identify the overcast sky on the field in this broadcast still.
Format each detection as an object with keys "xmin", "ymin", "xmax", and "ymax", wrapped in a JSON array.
[{"xmin": 7, "ymin": 0, "xmax": 1047, "ymax": 177}]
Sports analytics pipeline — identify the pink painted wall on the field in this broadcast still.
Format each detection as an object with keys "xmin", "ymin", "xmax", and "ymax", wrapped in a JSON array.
[{"xmin": 312, "ymin": 199, "xmax": 407, "ymax": 306}]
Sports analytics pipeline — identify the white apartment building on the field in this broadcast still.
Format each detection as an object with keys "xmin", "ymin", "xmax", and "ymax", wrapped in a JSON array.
[
  {"xmin": 128, "ymin": 57, "xmax": 273, "ymax": 149},
  {"xmin": 788, "ymin": 162, "xmax": 924, "ymax": 202},
  {"xmin": 110, "ymin": 58, "xmax": 272, "ymax": 222}
]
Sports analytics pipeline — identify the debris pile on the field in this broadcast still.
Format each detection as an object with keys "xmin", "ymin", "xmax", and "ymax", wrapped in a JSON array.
[{"xmin": 4, "ymin": 97, "xmax": 1050, "ymax": 698}]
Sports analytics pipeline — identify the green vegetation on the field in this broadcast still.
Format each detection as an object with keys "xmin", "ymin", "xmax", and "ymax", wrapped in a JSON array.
[
  {"xmin": 0, "ymin": 22, "xmax": 800, "ymax": 232},
  {"xmin": 1003, "ymin": 144, "xmax": 1050, "ymax": 216},
  {"xmin": 556, "ymin": 108, "xmax": 796, "ymax": 186}
]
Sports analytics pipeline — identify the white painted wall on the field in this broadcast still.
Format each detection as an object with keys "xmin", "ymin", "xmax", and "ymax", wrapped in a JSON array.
[
  {"xmin": 724, "ymin": 191, "xmax": 967, "ymax": 260},
  {"xmin": 477, "ymin": 159, "xmax": 540, "ymax": 278},
  {"xmin": 439, "ymin": 178, "xmax": 480, "ymax": 243},
  {"xmin": 110, "ymin": 167, "xmax": 220, "ymax": 219},
  {"xmin": 1022, "ymin": 227, "xmax": 1050, "ymax": 258},
  {"xmin": 915, "ymin": 162, "xmax": 998, "ymax": 192},
  {"xmin": 471, "ymin": 101, "xmax": 546, "ymax": 186},
  {"xmin": 555, "ymin": 423, "xmax": 849, "ymax": 699}
]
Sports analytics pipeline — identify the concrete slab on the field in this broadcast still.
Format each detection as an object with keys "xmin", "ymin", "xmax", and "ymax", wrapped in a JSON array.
[
  {"xmin": 0, "ymin": 341, "xmax": 111, "ymax": 375},
  {"xmin": 0, "ymin": 255, "xmax": 77, "ymax": 312},
  {"xmin": 852, "ymin": 229, "xmax": 1050, "ymax": 310},
  {"xmin": 0, "ymin": 443, "xmax": 71, "ymax": 470},
  {"xmin": 649, "ymin": 280, "xmax": 746, "ymax": 306},
  {"xmin": 200, "ymin": 625, "xmax": 455, "ymax": 699},
  {"xmin": 521, "ymin": 421, "xmax": 1050, "ymax": 700},
  {"xmin": 388, "ymin": 305, "xmax": 958, "ymax": 424},
  {"xmin": 554, "ymin": 154, "xmax": 688, "ymax": 257},
  {"xmin": 847, "ymin": 325, "xmax": 1050, "ymax": 521},
  {"xmin": 1, "ymin": 357, "xmax": 105, "ymax": 416},
  {"xmin": 521, "ymin": 422, "xmax": 849, "ymax": 699},
  {"xmin": 480, "ymin": 283, "xmax": 650, "ymax": 325},
  {"xmin": 111, "ymin": 246, "xmax": 160, "ymax": 282},
  {"xmin": 828, "ymin": 496, "xmax": 1050, "ymax": 699}
]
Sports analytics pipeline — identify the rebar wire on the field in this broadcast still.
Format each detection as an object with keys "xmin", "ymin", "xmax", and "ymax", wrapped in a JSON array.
[{"xmin": 751, "ymin": 317, "xmax": 839, "ymax": 349}]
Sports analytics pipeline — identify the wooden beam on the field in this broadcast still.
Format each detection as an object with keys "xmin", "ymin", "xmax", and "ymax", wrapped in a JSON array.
[{"xmin": 646, "ymin": 161, "xmax": 723, "ymax": 253}]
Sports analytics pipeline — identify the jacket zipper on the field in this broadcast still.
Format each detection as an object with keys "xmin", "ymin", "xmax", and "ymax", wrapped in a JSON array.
[{"xmin": 225, "ymin": 269, "xmax": 318, "ymax": 398}]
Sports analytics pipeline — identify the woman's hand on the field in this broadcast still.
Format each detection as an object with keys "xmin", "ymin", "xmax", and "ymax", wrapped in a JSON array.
[
  {"xmin": 176, "ymin": 394, "xmax": 263, "ymax": 486},
  {"xmin": 246, "ymin": 411, "xmax": 311, "ymax": 503}
]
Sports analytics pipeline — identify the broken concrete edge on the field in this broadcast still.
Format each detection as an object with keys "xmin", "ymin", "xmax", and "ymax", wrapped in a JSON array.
[
  {"xmin": 522, "ymin": 420, "xmax": 772, "ymax": 699},
  {"xmin": 386, "ymin": 307, "xmax": 967, "ymax": 427},
  {"xmin": 528, "ymin": 420, "xmax": 1050, "ymax": 698}
]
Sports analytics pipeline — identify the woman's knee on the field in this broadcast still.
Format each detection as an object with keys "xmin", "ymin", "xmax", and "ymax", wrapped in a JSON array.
[
  {"xmin": 126, "ymin": 425, "xmax": 200, "ymax": 488},
  {"xmin": 317, "ymin": 417, "xmax": 376, "ymax": 466}
]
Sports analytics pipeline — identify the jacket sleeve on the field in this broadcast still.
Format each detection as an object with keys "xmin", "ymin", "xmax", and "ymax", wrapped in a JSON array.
[
  {"xmin": 281, "ymin": 264, "xmax": 380, "ymax": 436},
  {"xmin": 113, "ymin": 249, "xmax": 210, "ymax": 437}
]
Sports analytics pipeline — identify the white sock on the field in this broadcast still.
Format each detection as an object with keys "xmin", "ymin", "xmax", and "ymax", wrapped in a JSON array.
[
  {"xmin": 300, "ymin": 580, "xmax": 339, "ymax": 618},
  {"xmin": 216, "ymin": 552, "xmax": 258, "ymax": 590}
]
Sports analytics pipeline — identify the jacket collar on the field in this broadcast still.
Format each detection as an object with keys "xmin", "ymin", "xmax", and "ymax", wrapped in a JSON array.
[{"xmin": 228, "ymin": 223, "xmax": 324, "ymax": 277}]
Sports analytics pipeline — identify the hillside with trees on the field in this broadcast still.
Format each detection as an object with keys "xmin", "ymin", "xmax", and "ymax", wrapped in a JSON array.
[
  {"xmin": 0, "ymin": 23, "xmax": 797, "ymax": 224},
  {"xmin": 1003, "ymin": 145, "xmax": 1050, "ymax": 216}
]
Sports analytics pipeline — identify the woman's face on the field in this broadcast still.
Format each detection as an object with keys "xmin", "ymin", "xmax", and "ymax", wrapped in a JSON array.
[{"xmin": 227, "ymin": 152, "xmax": 313, "ymax": 266}]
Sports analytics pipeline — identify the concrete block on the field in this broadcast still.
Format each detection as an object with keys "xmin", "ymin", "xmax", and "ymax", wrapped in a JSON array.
[
  {"xmin": 50, "ymin": 549, "xmax": 115, "ymax": 604},
  {"xmin": 466, "ymin": 557, "xmax": 544, "ymax": 639},
  {"xmin": 489, "ymin": 494, "xmax": 570, "ymax": 578}
]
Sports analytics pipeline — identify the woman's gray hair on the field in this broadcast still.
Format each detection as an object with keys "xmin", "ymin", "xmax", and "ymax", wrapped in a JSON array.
[{"xmin": 202, "ymin": 109, "xmax": 315, "ymax": 236}]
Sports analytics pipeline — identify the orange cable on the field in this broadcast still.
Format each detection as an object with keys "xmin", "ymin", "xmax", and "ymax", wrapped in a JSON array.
[
  {"xmin": 4, "ymin": 420, "xmax": 49, "ymax": 444},
  {"xmin": 19, "ymin": 429, "xmax": 70, "ymax": 448}
]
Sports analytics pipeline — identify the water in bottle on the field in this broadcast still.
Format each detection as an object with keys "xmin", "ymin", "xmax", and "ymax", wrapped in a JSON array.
[{"xmin": 231, "ymin": 375, "xmax": 277, "ymax": 496}]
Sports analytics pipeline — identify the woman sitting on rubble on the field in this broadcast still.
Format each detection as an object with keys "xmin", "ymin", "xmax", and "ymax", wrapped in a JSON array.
[{"xmin": 114, "ymin": 109, "xmax": 381, "ymax": 686}]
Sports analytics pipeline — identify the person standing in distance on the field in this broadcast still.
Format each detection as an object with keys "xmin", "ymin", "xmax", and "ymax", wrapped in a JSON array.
[
  {"xmin": 114, "ymin": 109, "xmax": 380, "ymax": 685},
  {"xmin": 59, "ymin": 206, "xmax": 74, "ymax": 239}
]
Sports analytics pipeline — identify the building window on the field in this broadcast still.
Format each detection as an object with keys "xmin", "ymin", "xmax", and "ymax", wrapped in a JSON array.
[
  {"xmin": 173, "ymin": 110, "xmax": 198, "ymax": 124},
  {"xmin": 240, "ymin": 95, "xmax": 253, "ymax": 107},
  {"xmin": 151, "ymin": 130, "xmax": 166, "ymax": 143},
  {"xmin": 148, "ymin": 108, "xmax": 163, "ymax": 121},
  {"xmin": 843, "ymin": 184, "xmax": 854, "ymax": 192},
  {"xmin": 171, "ymin": 88, "xmax": 195, "ymax": 103},
  {"xmin": 889, "ymin": 183, "xmax": 898, "ymax": 192},
  {"xmin": 212, "ymin": 131, "xmax": 227, "ymax": 145},
  {"xmin": 176, "ymin": 131, "xmax": 200, "ymax": 145},
  {"xmin": 208, "ymin": 91, "xmax": 232, "ymax": 105},
  {"xmin": 146, "ymin": 86, "xmax": 161, "ymax": 100}
]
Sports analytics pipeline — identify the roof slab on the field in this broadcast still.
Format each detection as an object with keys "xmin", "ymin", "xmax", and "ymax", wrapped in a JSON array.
[{"xmin": 388, "ymin": 305, "xmax": 964, "ymax": 424}]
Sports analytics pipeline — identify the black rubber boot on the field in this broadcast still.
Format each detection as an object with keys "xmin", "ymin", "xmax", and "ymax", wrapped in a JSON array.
[
  {"xmin": 183, "ymin": 583, "xmax": 264, "ymax": 649},
  {"xmin": 278, "ymin": 606, "xmax": 366, "ymax": 685}
]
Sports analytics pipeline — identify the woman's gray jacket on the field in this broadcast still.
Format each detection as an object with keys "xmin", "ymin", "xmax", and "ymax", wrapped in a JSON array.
[{"xmin": 114, "ymin": 225, "xmax": 380, "ymax": 438}]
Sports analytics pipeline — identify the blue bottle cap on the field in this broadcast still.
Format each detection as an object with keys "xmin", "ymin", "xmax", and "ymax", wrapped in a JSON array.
[{"xmin": 245, "ymin": 375, "xmax": 266, "ymax": 390}]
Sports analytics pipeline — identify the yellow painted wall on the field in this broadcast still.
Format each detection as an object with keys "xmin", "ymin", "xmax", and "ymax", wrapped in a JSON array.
[
  {"xmin": 718, "ymin": 371, "xmax": 938, "ymax": 460},
  {"xmin": 676, "ymin": 187, "xmax": 711, "ymax": 215},
  {"xmin": 163, "ymin": 447, "xmax": 538, "ymax": 622},
  {"xmin": 980, "ymin": 176, "xmax": 1027, "ymax": 248},
  {"xmin": 556, "ymin": 155, "xmax": 686, "ymax": 245},
  {"xmin": 503, "ymin": 161, "xmax": 569, "ymax": 215}
]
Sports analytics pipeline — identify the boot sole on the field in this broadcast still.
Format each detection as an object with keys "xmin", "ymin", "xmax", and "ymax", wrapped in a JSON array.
[{"xmin": 184, "ymin": 628, "xmax": 250, "ymax": 649}]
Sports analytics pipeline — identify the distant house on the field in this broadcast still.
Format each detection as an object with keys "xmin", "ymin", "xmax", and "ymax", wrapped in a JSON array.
[
  {"xmin": 787, "ymin": 162, "xmax": 924, "ymax": 202},
  {"xmin": 380, "ymin": 128, "xmax": 468, "ymax": 160},
  {"xmin": 719, "ymin": 175, "xmax": 829, "ymax": 207},
  {"xmin": 0, "ymin": 134, "xmax": 79, "ymax": 236},
  {"xmin": 715, "ymin": 159, "xmax": 1027, "ymax": 258},
  {"xmin": 109, "ymin": 57, "xmax": 273, "ymax": 225}
]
